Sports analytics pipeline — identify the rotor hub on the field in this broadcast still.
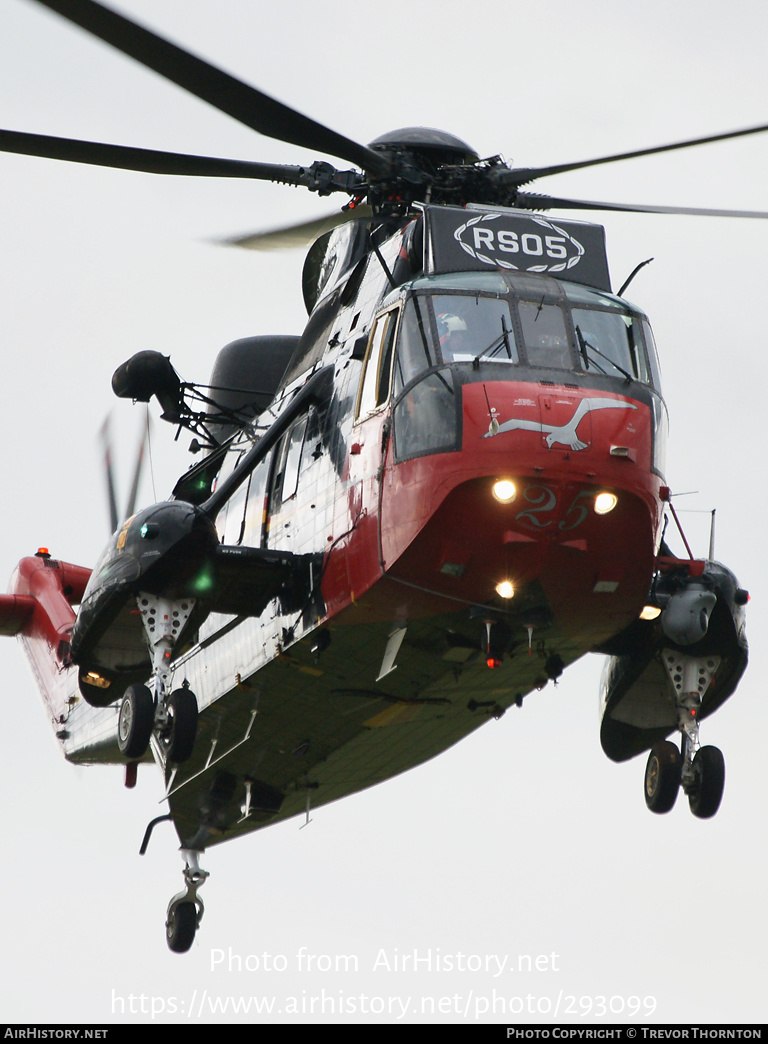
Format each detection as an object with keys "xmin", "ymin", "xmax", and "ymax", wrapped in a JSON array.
[{"xmin": 367, "ymin": 127, "xmax": 479, "ymax": 166}]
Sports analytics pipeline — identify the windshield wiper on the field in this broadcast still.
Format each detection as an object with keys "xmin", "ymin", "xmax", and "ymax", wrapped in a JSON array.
[
  {"xmin": 575, "ymin": 325, "xmax": 634, "ymax": 384},
  {"xmin": 472, "ymin": 315, "xmax": 515, "ymax": 367}
]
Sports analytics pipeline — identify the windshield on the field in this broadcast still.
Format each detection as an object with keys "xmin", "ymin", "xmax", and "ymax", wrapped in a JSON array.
[
  {"xmin": 392, "ymin": 286, "xmax": 655, "ymax": 387},
  {"xmin": 432, "ymin": 294, "xmax": 519, "ymax": 364},
  {"xmin": 573, "ymin": 308, "xmax": 647, "ymax": 381},
  {"xmin": 518, "ymin": 300, "xmax": 572, "ymax": 369}
]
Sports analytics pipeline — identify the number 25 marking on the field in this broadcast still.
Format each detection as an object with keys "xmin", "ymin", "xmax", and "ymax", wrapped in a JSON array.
[
  {"xmin": 515, "ymin": 485, "xmax": 557, "ymax": 527},
  {"xmin": 514, "ymin": 485, "xmax": 593, "ymax": 530}
]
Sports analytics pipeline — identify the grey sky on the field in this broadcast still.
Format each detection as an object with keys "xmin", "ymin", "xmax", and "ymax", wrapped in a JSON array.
[{"xmin": 1, "ymin": 0, "xmax": 766, "ymax": 1024}]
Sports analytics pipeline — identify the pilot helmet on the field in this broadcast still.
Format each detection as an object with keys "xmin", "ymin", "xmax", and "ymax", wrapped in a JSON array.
[{"xmin": 436, "ymin": 312, "xmax": 468, "ymax": 344}]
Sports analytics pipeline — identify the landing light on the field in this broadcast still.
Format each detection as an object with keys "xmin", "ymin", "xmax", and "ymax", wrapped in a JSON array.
[
  {"xmin": 495, "ymin": 580, "xmax": 515, "ymax": 599},
  {"xmin": 640, "ymin": 605, "xmax": 662, "ymax": 621},
  {"xmin": 492, "ymin": 480, "xmax": 517, "ymax": 504},
  {"xmin": 594, "ymin": 492, "xmax": 618, "ymax": 515},
  {"xmin": 84, "ymin": 671, "xmax": 110, "ymax": 689}
]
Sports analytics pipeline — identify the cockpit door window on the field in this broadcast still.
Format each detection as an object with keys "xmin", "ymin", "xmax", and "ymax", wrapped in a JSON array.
[{"xmin": 393, "ymin": 367, "xmax": 459, "ymax": 462}]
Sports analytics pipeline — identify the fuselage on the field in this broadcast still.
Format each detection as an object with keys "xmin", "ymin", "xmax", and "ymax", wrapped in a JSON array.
[
  {"xmin": 151, "ymin": 253, "xmax": 667, "ymax": 846},
  {"xmin": 7, "ymin": 211, "xmax": 670, "ymax": 848}
]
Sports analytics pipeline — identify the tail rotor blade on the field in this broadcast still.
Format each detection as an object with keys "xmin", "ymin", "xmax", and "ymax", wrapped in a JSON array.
[
  {"xmin": 124, "ymin": 411, "xmax": 150, "ymax": 520},
  {"xmin": 99, "ymin": 416, "xmax": 119, "ymax": 535}
]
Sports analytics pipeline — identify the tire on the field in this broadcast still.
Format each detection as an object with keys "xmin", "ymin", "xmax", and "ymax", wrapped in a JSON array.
[
  {"xmin": 688, "ymin": 745, "xmax": 725, "ymax": 819},
  {"xmin": 162, "ymin": 688, "xmax": 198, "ymax": 763},
  {"xmin": 644, "ymin": 740, "xmax": 682, "ymax": 814},
  {"xmin": 166, "ymin": 901, "xmax": 197, "ymax": 954},
  {"xmin": 117, "ymin": 684, "xmax": 155, "ymax": 759}
]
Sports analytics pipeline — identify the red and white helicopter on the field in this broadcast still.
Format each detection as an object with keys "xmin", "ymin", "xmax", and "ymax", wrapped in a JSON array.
[{"xmin": 0, "ymin": 0, "xmax": 756, "ymax": 953}]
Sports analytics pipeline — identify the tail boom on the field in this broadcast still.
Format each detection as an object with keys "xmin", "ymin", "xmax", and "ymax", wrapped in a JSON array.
[{"xmin": 2, "ymin": 552, "xmax": 91, "ymax": 725}]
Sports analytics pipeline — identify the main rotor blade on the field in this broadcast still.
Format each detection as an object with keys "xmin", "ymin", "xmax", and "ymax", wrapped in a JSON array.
[
  {"xmin": 516, "ymin": 191, "xmax": 768, "ymax": 220},
  {"xmin": 0, "ymin": 128, "xmax": 332, "ymax": 184},
  {"xmin": 509, "ymin": 121, "xmax": 768, "ymax": 184},
  {"xmin": 223, "ymin": 205, "xmax": 372, "ymax": 251},
  {"xmin": 30, "ymin": 0, "xmax": 389, "ymax": 176}
]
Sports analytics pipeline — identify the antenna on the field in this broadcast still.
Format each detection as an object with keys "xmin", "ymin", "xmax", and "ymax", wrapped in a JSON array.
[{"xmin": 709, "ymin": 509, "xmax": 716, "ymax": 561}]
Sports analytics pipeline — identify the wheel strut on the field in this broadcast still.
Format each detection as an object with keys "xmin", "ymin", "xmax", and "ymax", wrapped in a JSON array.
[
  {"xmin": 116, "ymin": 593, "xmax": 198, "ymax": 763},
  {"xmin": 166, "ymin": 848, "xmax": 209, "ymax": 954},
  {"xmin": 645, "ymin": 649, "xmax": 726, "ymax": 818}
]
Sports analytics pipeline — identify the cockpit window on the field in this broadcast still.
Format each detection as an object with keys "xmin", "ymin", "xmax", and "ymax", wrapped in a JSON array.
[
  {"xmin": 392, "ymin": 296, "xmax": 436, "ymax": 395},
  {"xmin": 432, "ymin": 295, "xmax": 518, "ymax": 364},
  {"xmin": 518, "ymin": 301, "xmax": 571, "ymax": 369},
  {"xmin": 572, "ymin": 308, "xmax": 647, "ymax": 381},
  {"xmin": 386, "ymin": 284, "xmax": 659, "ymax": 398}
]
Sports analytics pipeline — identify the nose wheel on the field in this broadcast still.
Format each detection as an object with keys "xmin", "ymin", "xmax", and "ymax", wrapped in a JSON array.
[
  {"xmin": 166, "ymin": 900, "xmax": 198, "ymax": 953},
  {"xmin": 644, "ymin": 650, "xmax": 725, "ymax": 818},
  {"xmin": 116, "ymin": 594, "xmax": 199, "ymax": 764}
]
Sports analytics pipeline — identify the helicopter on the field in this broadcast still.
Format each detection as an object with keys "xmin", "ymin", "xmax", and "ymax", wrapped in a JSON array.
[{"xmin": 0, "ymin": 0, "xmax": 758, "ymax": 957}]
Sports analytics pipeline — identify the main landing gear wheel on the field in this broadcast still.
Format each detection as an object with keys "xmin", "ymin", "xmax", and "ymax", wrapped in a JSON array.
[
  {"xmin": 117, "ymin": 684, "xmax": 154, "ymax": 759},
  {"xmin": 644, "ymin": 740, "xmax": 682, "ymax": 814},
  {"xmin": 655, "ymin": 649, "xmax": 727, "ymax": 819},
  {"xmin": 166, "ymin": 901, "xmax": 198, "ymax": 954},
  {"xmin": 688, "ymin": 745, "xmax": 725, "ymax": 819},
  {"xmin": 162, "ymin": 687, "xmax": 198, "ymax": 763}
]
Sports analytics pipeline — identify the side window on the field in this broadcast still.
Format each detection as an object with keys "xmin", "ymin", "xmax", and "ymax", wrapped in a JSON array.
[
  {"xmin": 265, "ymin": 411, "xmax": 321, "ymax": 548},
  {"xmin": 281, "ymin": 415, "xmax": 309, "ymax": 503},
  {"xmin": 642, "ymin": 319, "xmax": 663, "ymax": 391},
  {"xmin": 651, "ymin": 394, "xmax": 669, "ymax": 477},
  {"xmin": 627, "ymin": 317, "xmax": 649, "ymax": 383},
  {"xmin": 242, "ymin": 453, "xmax": 271, "ymax": 547},
  {"xmin": 269, "ymin": 415, "xmax": 309, "ymax": 519},
  {"xmin": 215, "ymin": 447, "xmax": 248, "ymax": 544},
  {"xmin": 356, "ymin": 310, "xmax": 398, "ymax": 419},
  {"xmin": 222, "ymin": 472, "xmax": 251, "ymax": 546}
]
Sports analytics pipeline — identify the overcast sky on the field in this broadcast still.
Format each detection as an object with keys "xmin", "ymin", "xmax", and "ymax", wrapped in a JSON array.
[{"xmin": 1, "ymin": 0, "xmax": 767, "ymax": 1026}]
